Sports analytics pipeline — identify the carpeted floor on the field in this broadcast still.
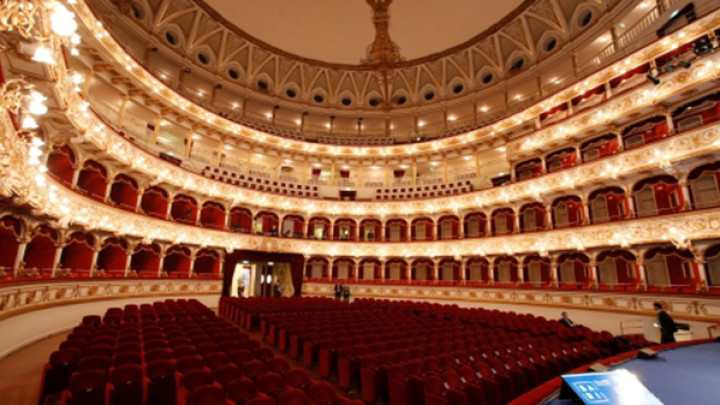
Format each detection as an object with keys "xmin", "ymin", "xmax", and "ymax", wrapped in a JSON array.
[{"xmin": 0, "ymin": 333, "xmax": 69, "ymax": 405}]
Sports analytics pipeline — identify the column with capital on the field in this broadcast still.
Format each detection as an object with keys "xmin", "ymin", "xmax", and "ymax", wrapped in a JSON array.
[
  {"xmin": 188, "ymin": 248, "xmax": 197, "ymax": 278},
  {"xmin": 124, "ymin": 242, "xmax": 136, "ymax": 277},
  {"xmin": 157, "ymin": 245, "xmax": 168, "ymax": 278},
  {"xmin": 549, "ymin": 255, "xmax": 559, "ymax": 288},
  {"xmin": 432, "ymin": 259, "xmax": 439, "ymax": 285},
  {"xmin": 51, "ymin": 242, "xmax": 65, "ymax": 277},
  {"xmin": 588, "ymin": 255, "xmax": 598, "ymax": 289},
  {"xmin": 13, "ymin": 237, "xmax": 29, "ymax": 278},
  {"xmin": 328, "ymin": 258, "xmax": 334, "ymax": 282},
  {"xmin": 459, "ymin": 259, "xmax": 467, "ymax": 286}
]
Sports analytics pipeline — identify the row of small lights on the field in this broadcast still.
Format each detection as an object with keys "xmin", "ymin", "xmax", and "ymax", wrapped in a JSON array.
[{"xmin": 70, "ymin": 0, "xmax": 649, "ymax": 157}]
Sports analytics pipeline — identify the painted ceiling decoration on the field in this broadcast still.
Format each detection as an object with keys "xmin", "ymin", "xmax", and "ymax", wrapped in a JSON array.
[{"xmin": 97, "ymin": 0, "xmax": 611, "ymax": 110}]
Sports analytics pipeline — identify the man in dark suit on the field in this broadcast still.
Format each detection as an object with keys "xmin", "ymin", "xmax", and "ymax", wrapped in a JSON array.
[
  {"xmin": 559, "ymin": 312, "xmax": 577, "ymax": 328},
  {"xmin": 654, "ymin": 302, "xmax": 676, "ymax": 343},
  {"xmin": 334, "ymin": 282, "xmax": 343, "ymax": 300}
]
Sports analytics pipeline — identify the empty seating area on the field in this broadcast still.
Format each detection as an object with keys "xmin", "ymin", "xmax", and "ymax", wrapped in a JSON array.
[
  {"xmin": 202, "ymin": 167, "xmax": 320, "ymax": 198},
  {"xmin": 220, "ymin": 297, "xmax": 638, "ymax": 405},
  {"xmin": 40, "ymin": 299, "xmax": 361, "ymax": 405},
  {"xmin": 375, "ymin": 181, "xmax": 473, "ymax": 200}
]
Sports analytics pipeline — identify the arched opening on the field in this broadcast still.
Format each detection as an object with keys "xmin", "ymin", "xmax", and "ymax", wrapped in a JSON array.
[
  {"xmin": 0, "ymin": 215, "xmax": 23, "ymax": 277},
  {"xmin": 438, "ymin": 258, "xmax": 461, "ymax": 285},
  {"xmin": 108, "ymin": 174, "xmax": 139, "ymax": 211},
  {"xmin": 331, "ymin": 258, "xmax": 355, "ymax": 282},
  {"xmin": 515, "ymin": 158, "xmax": 543, "ymax": 181},
  {"xmin": 465, "ymin": 258, "xmax": 490, "ymax": 286},
  {"xmin": 253, "ymin": 212, "xmax": 279, "ymax": 236},
  {"xmin": 632, "ymin": 175, "xmax": 683, "ymax": 217},
  {"xmin": 493, "ymin": 257, "xmax": 519, "ymax": 286},
  {"xmin": 305, "ymin": 257, "xmax": 329, "ymax": 281},
  {"xmin": 46, "ymin": 144, "xmax": 76, "ymax": 186},
  {"xmin": 580, "ymin": 133, "xmax": 619, "ymax": 162},
  {"xmin": 23, "ymin": 225, "xmax": 58, "ymax": 277},
  {"xmin": 96, "ymin": 238, "xmax": 128, "ymax": 277},
  {"xmin": 589, "ymin": 187, "xmax": 628, "ymax": 223},
  {"xmin": 411, "ymin": 259, "xmax": 434, "ymax": 284},
  {"xmin": 170, "ymin": 194, "xmax": 198, "ymax": 224},
  {"xmin": 194, "ymin": 249, "xmax": 220, "ymax": 278},
  {"xmin": 199, "ymin": 201, "xmax": 226, "ymax": 229},
  {"xmin": 622, "ymin": 115, "xmax": 670, "ymax": 149},
  {"xmin": 333, "ymin": 218, "xmax": 357, "ymax": 241},
  {"xmin": 358, "ymin": 259, "xmax": 382, "ymax": 283},
  {"xmin": 163, "ymin": 246, "xmax": 192, "ymax": 278},
  {"xmin": 519, "ymin": 203, "xmax": 547, "ymax": 233},
  {"xmin": 308, "ymin": 217, "xmax": 331, "ymax": 240},
  {"xmin": 491, "ymin": 208, "xmax": 515, "ymax": 235},
  {"xmin": 281, "ymin": 215, "xmax": 305, "ymax": 238},
  {"xmin": 546, "ymin": 148, "xmax": 578, "ymax": 173},
  {"xmin": 437, "ymin": 215, "xmax": 460, "ymax": 240},
  {"xmin": 60, "ymin": 232, "xmax": 95, "ymax": 276},
  {"xmin": 384, "ymin": 219, "xmax": 408, "ymax": 242},
  {"xmin": 522, "ymin": 256, "xmax": 551, "ymax": 288},
  {"xmin": 463, "ymin": 213, "xmax": 487, "ymax": 238},
  {"xmin": 552, "ymin": 196, "xmax": 584, "ymax": 228},
  {"xmin": 596, "ymin": 250, "xmax": 639, "ymax": 291},
  {"xmin": 703, "ymin": 244, "xmax": 720, "ymax": 294},
  {"xmin": 557, "ymin": 253, "xmax": 590, "ymax": 289},
  {"xmin": 359, "ymin": 219, "xmax": 382, "ymax": 242},
  {"xmin": 76, "ymin": 160, "xmax": 108, "ymax": 201},
  {"xmin": 229, "ymin": 208, "xmax": 253, "ymax": 233},
  {"xmin": 411, "ymin": 217, "xmax": 434, "ymax": 241},
  {"xmin": 140, "ymin": 187, "xmax": 170, "ymax": 219},
  {"xmin": 384, "ymin": 259, "xmax": 408, "ymax": 284},
  {"xmin": 130, "ymin": 244, "xmax": 161, "ymax": 278},
  {"xmin": 644, "ymin": 247, "xmax": 698, "ymax": 293},
  {"xmin": 688, "ymin": 162, "xmax": 720, "ymax": 209},
  {"xmin": 671, "ymin": 91, "xmax": 720, "ymax": 132}
]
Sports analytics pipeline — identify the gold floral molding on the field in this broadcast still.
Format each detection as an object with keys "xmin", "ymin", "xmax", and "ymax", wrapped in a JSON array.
[
  {"xmin": 302, "ymin": 283, "xmax": 720, "ymax": 323},
  {"xmin": 0, "ymin": 279, "xmax": 221, "ymax": 322},
  {"xmin": 69, "ymin": 0, "xmax": 720, "ymax": 157}
]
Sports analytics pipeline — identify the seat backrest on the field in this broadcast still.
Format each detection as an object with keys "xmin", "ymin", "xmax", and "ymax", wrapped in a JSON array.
[
  {"xmin": 190, "ymin": 384, "xmax": 226, "ymax": 405},
  {"xmin": 110, "ymin": 364, "xmax": 143, "ymax": 384},
  {"xmin": 226, "ymin": 377, "xmax": 257, "ymax": 404},
  {"xmin": 257, "ymin": 373, "xmax": 286, "ymax": 396},
  {"xmin": 277, "ymin": 387, "xmax": 309, "ymax": 405},
  {"xmin": 177, "ymin": 355, "xmax": 205, "ymax": 374},
  {"xmin": 243, "ymin": 360, "xmax": 267, "ymax": 380},
  {"xmin": 284, "ymin": 368, "xmax": 310, "ymax": 389},
  {"xmin": 77, "ymin": 355, "xmax": 111, "ymax": 372},
  {"xmin": 213, "ymin": 363, "xmax": 241, "ymax": 386},
  {"xmin": 307, "ymin": 382, "xmax": 337, "ymax": 404},
  {"xmin": 180, "ymin": 369, "xmax": 214, "ymax": 392},
  {"xmin": 113, "ymin": 351, "xmax": 142, "ymax": 366}
]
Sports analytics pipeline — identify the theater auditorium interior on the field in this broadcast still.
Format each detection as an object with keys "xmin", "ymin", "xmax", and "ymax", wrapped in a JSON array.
[{"xmin": 2, "ymin": 0, "xmax": 720, "ymax": 404}]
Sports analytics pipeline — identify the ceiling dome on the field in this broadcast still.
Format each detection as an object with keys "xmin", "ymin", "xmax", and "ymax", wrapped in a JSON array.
[{"xmin": 197, "ymin": 0, "xmax": 526, "ymax": 64}]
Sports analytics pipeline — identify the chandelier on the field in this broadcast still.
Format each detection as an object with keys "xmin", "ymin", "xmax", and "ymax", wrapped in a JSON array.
[{"xmin": 1, "ymin": 1, "xmax": 81, "ymax": 61}]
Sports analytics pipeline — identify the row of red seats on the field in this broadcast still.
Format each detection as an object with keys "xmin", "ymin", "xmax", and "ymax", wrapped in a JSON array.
[
  {"xmin": 219, "ymin": 297, "xmax": 621, "ymax": 404},
  {"xmin": 219, "ymin": 297, "xmax": 354, "ymax": 330},
  {"xmin": 40, "ymin": 299, "xmax": 362, "ymax": 405}
]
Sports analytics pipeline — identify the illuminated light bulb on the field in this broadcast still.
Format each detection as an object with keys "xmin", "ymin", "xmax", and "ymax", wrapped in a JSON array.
[
  {"xmin": 35, "ymin": 173, "xmax": 46, "ymax": 185},
  {"xmin": 71, "ymin": 72, "xmax": 85, "ymax": 84},
  {"xmin": 28, "ymin": 155, "xmax": 40, "ymax": 165},
  {"xmin": 21, "ymin": 116, "xmax": 38, "ymax": 129},
  {"xmin": 71, "ymin": 34, "xmax": 81, "ymax": 45},
  {"xmin": 32, "ymin": 46, "xmax": 55, "ymax": 64},
  {"xmin": 70, "ymin": 48, "xmax": 79, "ymax": 56},
  {"xmin": 50, "ymin": 4, "xmax": 78, "ymax": 37}
]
